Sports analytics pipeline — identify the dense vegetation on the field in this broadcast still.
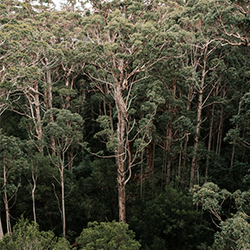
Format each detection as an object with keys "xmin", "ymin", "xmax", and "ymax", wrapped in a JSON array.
[{"xmin": 0, "ymin": 0, "xmax": 249, "ymax": 248}]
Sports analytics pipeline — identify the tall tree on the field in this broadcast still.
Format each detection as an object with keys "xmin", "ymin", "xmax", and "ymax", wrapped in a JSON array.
[
  {"xmin": 0, "ymin": 132, "xmax": 24, "ymax": 235},
  {"xmin": 82, "ymin": 0, "xmax": 173, "ymax": 222},
  {"xmin": 43, "ymin": 108, "xmax": 83, "ymax": 237},
  {"xmin": 215, "ymin": 0, "xmax": 250, "ymax": 47},
  {"xmin": 180, "ymin": 0, "xmax": 225, "ymax": 187}
]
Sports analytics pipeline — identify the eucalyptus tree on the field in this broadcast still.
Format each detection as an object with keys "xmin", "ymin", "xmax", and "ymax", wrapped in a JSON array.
[
  {"xmin": 0, "ymin": 2, "xmax": 37, "ymax": 236},
  {"xmin": 225, "ymin": 92, "xmax": 250, "ymax": 159},
  {"xmin": 76, "ymin": 221, "xmax": 141, "ymax": 250},
  {"xmin": 213, "ymin": 0, "xmax": 250, "ymax": 170},
  {"xmin": 0, "ymin": 0, "xmax": 37, "ymax": 117},
  {"xmin": 192, "ymin": 182, "xmax": 250, "ymax": 249},
  {"xmin": 0, "ymin": 2, "xmax": 47, "ymax": 151},
  {"xmin": 214, "ymin": 0, "xmax": 250, "ymax": 47},
  {"xmin": 43, "ymin": 108, "xmax": 84, "ymax": 237},
  {"xmin": 179, "ymin": 0, "xmax": 227, "ymax": 187},
  {"xmin": 82, "ymin": 0, "xmax": 175, "ymax": 222},
  {"xmin": 0, "ymin": 217, "xmax": 71, "ymax": 250},
  {"xmin": 0, "ymin": 131, "xmax": 25, "ymax": 236},
  {"xmin": 27, "ymin": 10, "xmax": 78, "ymax": 154},
  {"xmin": 32, "ymin": 9, "xmax": 86, "ymax": 110}
]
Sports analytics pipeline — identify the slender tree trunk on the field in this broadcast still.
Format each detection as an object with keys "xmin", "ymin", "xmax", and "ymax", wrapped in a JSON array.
[
  {"xmin": 114, "ymin": 83, "xmax": 127, "ymax": 223},
  {"xmin": 190, "ymin": 47, "xmax": 208, "ymax": 187},
  {"xmin": 182, "ymin": 133, "xmax": 189, "ymax": 187},
  {"xmin": 162, "ymin": 150, "xmax": 167, "ymax": 191},
  {"xmin": 61, "ymin": 163, "xmax": 66, "ymax": 237},
  {"xmin": 218, "ymin": 109, "xmax": 223, "ymax": 156},
  {"xmin": 0, "ymin": 216, "xmax": 3, "ymax": 239},
  {"xmin": 190, "ymin": 88, "xmax": 203, "ymax": 187},
  {"xmin": 166, "ymin": 83, "xmax": 175, "ymax": 187},
  {"xmin": 33, "ymin": 82, "xmax": 43, "ymax": 152},
  {"xmin": 31, "ymin": 162, "xmax": 37, "ymax": 224},
  {"xmin": 63, "ymin": 64, "xmax": 74, "ymax": 110},
  {"xmin": 65, "ymin": 77, "xmax": 71, "ymax": 109},
  {"xmin": 177, "ymin": 141, "xmax": 183, "ymax": 188},
  {"xmin": 206, "ymin": 104, "xmax": 215, "ymax": 181},
  {"xmin": 3, "ymin": 159, "xmax": 11, "ymax": 235},
  {"xmin": 166, "ymin": 123, "xmax": 173, "ymax": 187},
  {"xmin": 45, "ymin": 69, "xmax": 53, "ymax": 110},
  {"xmin": 215, "ymin": 108, "xmax": 224, "ymax": 156},
  {"xmin": 45, "ymin": 70, "xmax": 56, "ymax": 155}
]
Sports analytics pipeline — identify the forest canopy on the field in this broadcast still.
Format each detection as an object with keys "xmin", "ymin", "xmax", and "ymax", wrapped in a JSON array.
[{"xmin": 0, "ymin": 0, "xmax": 250, "ymax": 248}]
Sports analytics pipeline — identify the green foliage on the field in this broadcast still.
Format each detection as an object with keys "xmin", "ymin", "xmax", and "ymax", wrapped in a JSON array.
[
  {"xmin": 212, "ymin": 212, "xmax": 250, "ymax": 250},
  {"xmin": 43, "ymin": 108, "xmax": 84, "ymax": 143},
  {"xmin": 1, "ymin": 0, "xmax": 250, "ymax": 248},
  {"xmin": 225, "ymin": 92, "xmax": 250, "ymax": 153},
  {"xmin": 0, "ymin": 131, "xmax": 26, "ymax": 198},
  {"xmin": 130, "ymin": 187, "xmax": 214, "ymax": 250},
  {"xmin": 94, "ymin": 115, "xmax": 118, "ymax": 152},
  {"xmin": 75, "ymin": 158, "xmax": 118, "ymax": 222},
  {"xmin": 191, "ymin": 182, "xmax": 231, "ymax": 213},
  {"xmin": 0, "ymin": 217, "xmax": 71, "ymax": 250},
  {"xmin": 76, "ymin": 220, "xmax": 140, "ymax": 250},
  {"xmin": 192, "ymin": 182, "xmax": 250, "ymax": 249}
]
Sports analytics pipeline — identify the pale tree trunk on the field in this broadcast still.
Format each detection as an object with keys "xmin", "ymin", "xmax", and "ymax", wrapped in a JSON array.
[
  {"xmin": 84, "ymin": 5, "xmax": 166, "ymax": 222},
  {"xmin": 162, "ymin": 149, "xmax": 167, "ymax": 191},
  {"xmin": 3, "ymin": 158, "xmax": 11, "ymax": 235},
  {"xmin": 216, "ymin": 108, "xmax": 224, "ymax": 156},
  {"xmin": 64, "ymin": 76, "xmax": 71, "ymax": 109},
  {"xmin": 190, "ymin": 48, "xmax": 207, "ymax": 187},
  {"xmin": 34, "ymin": 83, "xmax": 43, "ymax": 148},
  {"xmin": 31, "ymin": 161, "xmax": 37, "ymax": 224},
  {"xmin": 166, "ymin": 82, "xmax": 176, "ymax": 187},
  {"xmin": 23, "ymin": 82, "xmax": 43, "ymax": 152},
  {"xmin": 114, "ymin": 82, "xmax": 127, "ymax": 223},
  {"xmin": 0, "ymin": 216, "xmax": 3, "ymax": 239},
  {"xmin": 177, "ymin": 141, "xmax": 183, "ymax": 189},
  {"xmin": 166, "ymin": 123, "xmax": 173, "ymax": 187},
  {"xmin": 45, "ymin": 69, "xmax": 56, "ymax": 155},
  {"xmin": 61, "ymin": 164, "xmax": 66, "ymax": 238},
  {"xmin": 182, "ymin": 133, "xmax": 189, "ymax": 186},
  {"xmin": 189, "ymin": 40, "xmax": 219, "ymax": 187},
  {"xmin": 190, "ymin": 88, "xmax": 203, "ymax": 187},
  {"xmin": 206, "ymin": 103, "xmax": 215, "ymax": 181},
  {"xmin": 53, "ymin": 155, "xmax": 66, "ymax": 237},
  {"xmin": 62, "ymin": 63, "xmax": 74, "ymax": 110}
]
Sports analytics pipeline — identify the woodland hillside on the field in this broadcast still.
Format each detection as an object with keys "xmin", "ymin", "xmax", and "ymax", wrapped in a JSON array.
[{"xmin": 0, "ymin": 0, "xmax": 250, "ymax": 249}]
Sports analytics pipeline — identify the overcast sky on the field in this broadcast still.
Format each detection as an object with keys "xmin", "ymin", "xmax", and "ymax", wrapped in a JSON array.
[
  {"xmin": 53, "ymin": 0, "xmax": 65, "ymax": 10},
  {"xmin": 52, "ymin": 0, "xmax": 90, "ymax": 10}
]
